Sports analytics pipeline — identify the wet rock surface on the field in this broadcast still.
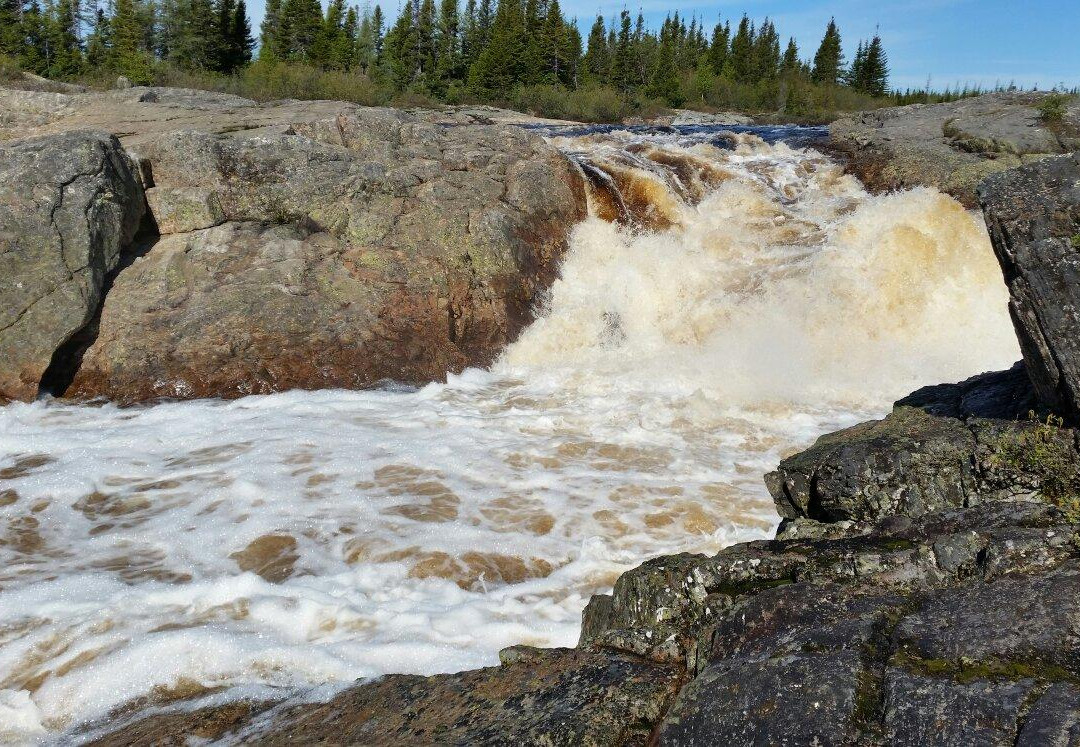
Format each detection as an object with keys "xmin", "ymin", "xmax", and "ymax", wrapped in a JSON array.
[
  {"xmin": 979, "ymin": 152, "xmax": 1080, "ymax": 422},
  {"xmin": 827, "ymin": 92, "xmax": 1080, "ymax": 206},
  {"xmin": 81, "ymin": 647, "xmax": 682, "ymax": 746},
  {"xmin": 0, "ymin": 131, "xmax": 144, "ymax": 402},
  {"xmin": 0, "ymin": 85, "xmax": 587, "ymax": 403}
]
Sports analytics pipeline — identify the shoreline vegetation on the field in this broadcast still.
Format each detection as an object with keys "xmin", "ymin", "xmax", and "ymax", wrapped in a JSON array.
[{"xmin": 3, "ymin": 0, "xmax": 1076, "ymax": 125}]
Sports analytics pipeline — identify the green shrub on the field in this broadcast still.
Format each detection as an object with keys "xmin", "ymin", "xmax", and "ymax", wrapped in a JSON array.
[
  {"xmin": 0, "ymin": 53, "xmax": 20, "ymax": 81},
  {"xmin": 991, "ymin": 413, "xmax": 1080, "ymax": 520},
  {"xmin": 1038, "ymin": 93, "xmax": 1073, "ymax": 123}
]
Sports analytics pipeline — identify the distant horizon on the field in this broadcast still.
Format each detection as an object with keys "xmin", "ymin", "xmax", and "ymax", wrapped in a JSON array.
[{"xmin": 241, "ymin": 0, "xmax": 1078, "ymax": 92}]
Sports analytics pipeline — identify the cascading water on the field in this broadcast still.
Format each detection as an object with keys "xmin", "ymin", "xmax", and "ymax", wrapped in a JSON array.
[{"xmin": 0, "ymin": 125, "xmax": 1019, "ymax": 741}]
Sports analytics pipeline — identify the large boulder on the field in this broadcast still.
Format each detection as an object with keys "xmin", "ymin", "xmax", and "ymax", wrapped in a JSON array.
[
  {"xmin": 979, "ymin": 153, "xmax": 1080, "ymax": 421},
  {"xmin": 827, "ymin": 92, "xmax": 1079, "ymax": 206},
  {"xmin": 0, "ymin": 131, "xmax": 144, "ymax": 402},
  {"xmin": 764, "ymin": 365, "xmax": 1072, "ymax": 527},
  {"xmin": 65, "ymin": 108, "xmax": 586, "ymax": 402}
]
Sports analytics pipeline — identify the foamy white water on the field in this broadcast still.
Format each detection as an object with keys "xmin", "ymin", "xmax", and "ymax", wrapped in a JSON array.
[{"xmin": 0, "ymin": 127, "xmax": 1018, "ymax": 741}]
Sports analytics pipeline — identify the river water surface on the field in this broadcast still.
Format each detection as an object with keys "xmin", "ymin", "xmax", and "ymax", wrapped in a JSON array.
[{"xmin": 0, "ymin": 125, "xmax": 1019, "ymax": 741}]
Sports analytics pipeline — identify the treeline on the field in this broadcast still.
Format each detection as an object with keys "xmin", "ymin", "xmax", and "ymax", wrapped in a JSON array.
[
  {"xmin": 255, "ymin": 3, "xmax": 893, "ymax": 110},
  {"xmin": 2, "ymin": 0, "xmax": 903, "ymax": 119},
  {"xmin": 0, "ymin": 0, "xmax": 253, "ymax": 82}
]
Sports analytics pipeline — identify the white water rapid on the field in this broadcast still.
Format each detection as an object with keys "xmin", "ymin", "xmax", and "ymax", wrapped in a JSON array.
[{"xmin": 0, "ymin": 125, "xmax": 1019, "ymax": 741}]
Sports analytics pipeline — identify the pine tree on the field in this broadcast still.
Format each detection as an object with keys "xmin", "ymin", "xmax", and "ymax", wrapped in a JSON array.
[
  {"xmin": 434, "ymin": 0, "xmax": 460, "ymax": 87},
  {"xmin": 781, "ymin": 36, "xmax": 798, "ymax": 75},
  {"xmin": 467, "ymin": 0, "xmax": 523, "ymax": 93},
  {"xmin": 708, "ymin": 20, "xmax": 728, "ymax": 76},
  {"xmin": 229, "ymin": 0, "xmax": 253, "ymax": 68},
  {"xmin": 611, "ymin": 9, "xmax": 632, "ymax": 92},
  {"xmin": 86, "ymin": 7, "xmax": 111, "ymax": 66},
  {"xmin": 581, "ymin": 13, "xmax": 607, "ymax": 83},
  {"xmin": 259, "ymin": 0, "xmax": 282, "ymax": 59},
  {"xmin": 728, "ymin": 15, "xmax": 752, "ymax": 82},
  {"xmin": 751, "ymin": 17, "xmax": 779, "ymax": 81},
  {"xmin": 863, "ymin": 34, "xmax": 888, "ymax": 96},
  {"xmin": 647, "ymin": 25, "xmax": 681, "ymax": 106},
  {"xmin": 811, "ymin": 17, "xmax": 843, "ymax": 85},
  {"xmin": 109, "ymin": 0, "xmax": 153, "ymax": 79},
  {"xmin": 214, "ymin": 0, "xmax": 236, "ymax": 70},
  {"xmin": 0, "ymin": 0, "xmax": 24, "ymax": 58}
]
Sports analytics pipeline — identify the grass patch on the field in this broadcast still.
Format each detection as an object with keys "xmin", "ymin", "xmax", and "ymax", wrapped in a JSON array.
[{"xmin": 989, "ymin": 413, "xmax": 1080, "ymax": 521}]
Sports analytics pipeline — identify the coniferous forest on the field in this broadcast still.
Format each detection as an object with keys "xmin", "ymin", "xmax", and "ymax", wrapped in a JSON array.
[{"xmin": 0, "ymin": 0, "xmax": 1011, "ymax": 121}]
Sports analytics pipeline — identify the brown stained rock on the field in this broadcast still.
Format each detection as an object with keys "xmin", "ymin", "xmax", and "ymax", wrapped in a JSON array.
[
  {"xmin": 51, "ymin": 107, "xmax": 586, "ymax": 403},
  {"xmin": 82, "ymin": 648, "xmax": 682, "ymax": 746},
  {"xmin": 229, "ymin": 533, "xmax": 299, "ymax": 583},
  {"xmin": 0, "ymin": 131, "xmax": 144, "ymax": 401}
]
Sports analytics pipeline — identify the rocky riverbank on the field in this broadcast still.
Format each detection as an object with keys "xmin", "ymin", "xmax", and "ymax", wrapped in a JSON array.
[
  {"xmin": 67, "ymin": 151, "xmax": 1080, "ymax": 743},
  {"xmin": 0, "ymin": 85, "xmax": 587, "ymax": 403},
  {"xmin": 825, "ymin": 91, "xmax": 1080, "ymax": 206}
]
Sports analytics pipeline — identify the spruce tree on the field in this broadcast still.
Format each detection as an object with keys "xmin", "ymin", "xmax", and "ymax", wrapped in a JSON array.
[
  {"xmin": 467, "ymin": 0, "xmax": 523, "ymax": 93},
  {"xmin": 435, "ymin": 0, "xmax": 460, "ymax": 87},
  {"xmin": 863, "ymin": 34, "xmax": 888, "ymax": 96},
  {"xmin": 86, "ymin": 7, "xmax": 111, "ymax": 66},
  {"xmin": 214, "ymin": 0, "xmax": 236, "ymax": 70},
  {"xmin": 728, "ymin": 15, "xmax": 753, "ymax": 82},
  {"xmin": 751, "ymin": 18, "xmax": 779, "ymax": 81},
  {"xmin": 259, "ymin": 0, "xmax": 282, "ymax": 59},
  {"xmin": 0, "ymin": 0, "xmax": 24, "ymax": 58},
  {"xmin": 416, "ymin": 0, "xmax": 437, "ymax": 85},
  {"xmin": 230, "ymin": 0, "xmax": 253, "ymax": 68},
  {"xmin": 581, "ymin": 13, "xmax": 607, "ymax": 83},
  {"xmin": 647, "ymin": 25, "xmax": 681, "ymax": 106},
  {"xmin": 356, "ymin": 7, "xmax": 376, "ymax": 72},
  {"xmin": 47, "ymin": 0, "xmax": 86, "ymax": 77},
  {"xmin": 279, "ymin": 0, "xmax": 322, "ymax": 60},
  {"xmin": 383, "ymin": 0, "xmax": 419, "ymax": 87},
  {"xmin": 109, "ymin": 0, "xmax": 153, "ymax": 79},
  {"xmin": 611, "ymin": 9, "xmax": 632, "ymax": 92},
  {"xmin": 810, "ymin": 17, "xmax": 843, "ymax": 85},
  {"xmin": 781, "ymin": 36, "xmax": 798, "ymax": 75},
  {"xmin": 337, "ymin": 4, "xmax": 357, "ymax": 70},
  {"xmin": 20, "ymin": 0, "xmax": 50, "ymax": 73},
  {"xmin": 708, "ymin": 20, "xmax": 728, "ymax": 76}
]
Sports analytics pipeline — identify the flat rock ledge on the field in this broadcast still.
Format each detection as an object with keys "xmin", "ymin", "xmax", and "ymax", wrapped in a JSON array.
[
  {"xmin": 825, "ymin": 91, "xmax": 1080, "ymax": 206},
  {"xmin": 0, "ymin": 85, "xmax": 588, "ymax": 403}
]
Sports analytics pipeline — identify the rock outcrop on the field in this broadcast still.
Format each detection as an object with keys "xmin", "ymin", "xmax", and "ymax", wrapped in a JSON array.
[
  {"xmin": 0, "ymin": 86, "xmax": 587, "ymax": 403},
  {"xmin": 827, "ymin": 92, "xmax": 1080, "ymax": 206},
  {"xmin": 0, "ymin": 131, "xmax": 144, "ymax": 402},
  {"xmin": 979, "ymin": 153, "xmax": 1080, "ymax": 421}
]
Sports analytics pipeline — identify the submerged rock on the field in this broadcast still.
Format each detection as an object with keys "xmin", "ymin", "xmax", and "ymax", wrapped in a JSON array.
[
  {"xmin": 827, "ymin": 92, "xmax": 1079, "ymax": 206},
  {"xmin": 0, "ymin": 131, "xmax": 144, "ymax": 402},
  {"xmin": 979, "ymin": 153, "xmax": 1080, "ymax": 422}
]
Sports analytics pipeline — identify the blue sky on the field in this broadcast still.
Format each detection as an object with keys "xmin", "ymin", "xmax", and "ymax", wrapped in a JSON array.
[{"xmin": 248, "ymin": 0, "xmax": 1079, "ymax": 91}]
